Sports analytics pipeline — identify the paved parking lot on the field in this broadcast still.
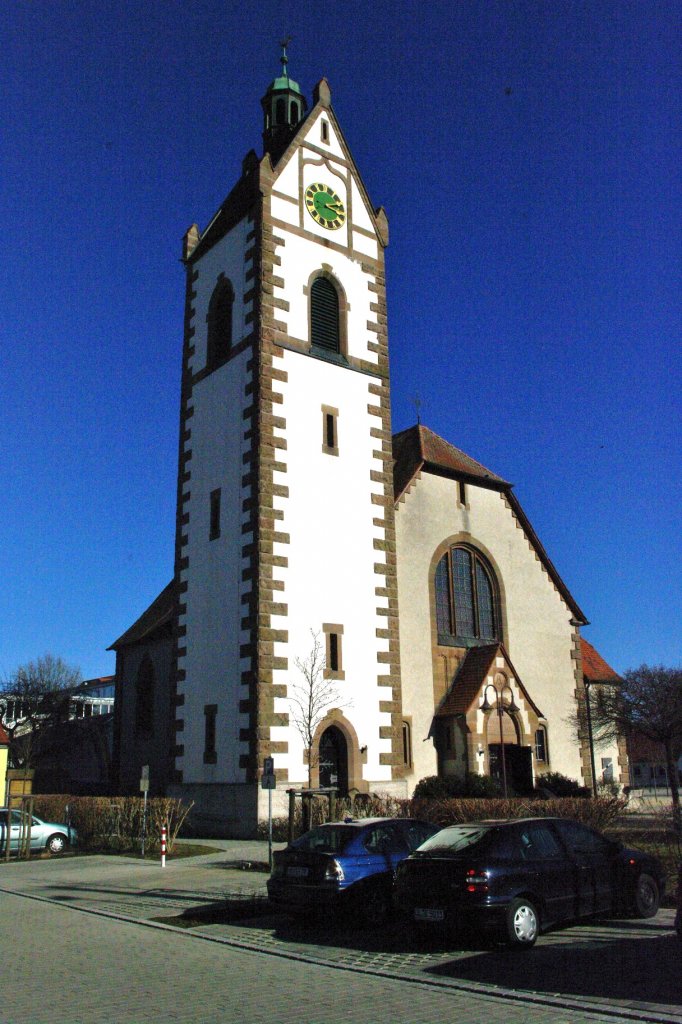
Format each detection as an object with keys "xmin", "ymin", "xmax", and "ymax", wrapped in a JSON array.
[{"xmin": 0, "ymin": 844, "xmax": 679, "ymax": 1023}]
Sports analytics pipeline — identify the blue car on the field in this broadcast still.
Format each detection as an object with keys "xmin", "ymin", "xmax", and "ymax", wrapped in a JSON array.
[{"xmin": 267, "ymin": 816, "xmax": 438, "ymax": 926}]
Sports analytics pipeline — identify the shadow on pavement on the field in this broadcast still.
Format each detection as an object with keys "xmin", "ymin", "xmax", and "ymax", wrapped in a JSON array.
[{"xmin": 426, "ymin": 920, "xmax": 681, "ymax": 1008}]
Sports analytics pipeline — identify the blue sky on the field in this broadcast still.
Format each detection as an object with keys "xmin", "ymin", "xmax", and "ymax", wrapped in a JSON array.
[{"xmin": 1, "ymin": 0, "xmax": 680, "ymax": 680}]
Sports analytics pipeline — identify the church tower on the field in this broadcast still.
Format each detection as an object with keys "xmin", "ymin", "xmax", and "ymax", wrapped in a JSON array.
[{"xmin": 171, "ymin": 52, "xmax": 404, "ymax": 834}]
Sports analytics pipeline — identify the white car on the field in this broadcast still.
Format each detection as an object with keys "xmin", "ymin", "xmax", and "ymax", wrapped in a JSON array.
[{"xmin": 0, "ymin": 808, "xmax": 77, "ymax": 854}]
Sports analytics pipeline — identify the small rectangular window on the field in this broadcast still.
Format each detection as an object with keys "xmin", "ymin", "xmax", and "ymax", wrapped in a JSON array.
[
  {"xmin": 209, "ymin": 488, "xmax": 221, "ymax": 540},
  {"xmin": 458, "ymin": 480, "xmax": 467, "ymax": 506},
  {"xmin": 323, "ymin": 624, "xmax": 344, "ymax": 679},
  {"xmin": 321, "ymin": 119, "xmax": 329, "ymax": 143},
  {"xmin": 204, "ymin": 704, "xmax": 217, "ymax": 764},
  {"xmin": 534, "ymin": 727, "xmax": 548, "ymax": 763},
  {"xmin": 321, "ymin": 405, "xmax": 339, "ymax": 456}
]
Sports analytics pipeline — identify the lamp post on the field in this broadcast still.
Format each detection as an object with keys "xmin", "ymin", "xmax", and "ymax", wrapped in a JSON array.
[{"xmin": 481, "ymin": 680, "xmax": 519, "ymax": 799}]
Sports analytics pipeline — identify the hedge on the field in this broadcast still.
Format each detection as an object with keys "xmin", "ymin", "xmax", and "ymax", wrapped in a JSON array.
[
  {"xmin": 30, "ymin": 795, "xmax": 193, "ymax": 853},
  {"xmin": 257, "ymin": 792, "xmax": 627, "ymax": 841}
]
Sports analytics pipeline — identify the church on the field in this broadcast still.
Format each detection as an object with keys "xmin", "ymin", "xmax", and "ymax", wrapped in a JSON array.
[{"xmin": 110, "ymin": 56, "xmax": 627, "ymax": 836}]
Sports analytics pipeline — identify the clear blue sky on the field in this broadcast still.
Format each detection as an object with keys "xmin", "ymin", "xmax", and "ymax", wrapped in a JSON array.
[{"xmin": 1, "ymin": 1, "xmax": 680, "ymax": 680}]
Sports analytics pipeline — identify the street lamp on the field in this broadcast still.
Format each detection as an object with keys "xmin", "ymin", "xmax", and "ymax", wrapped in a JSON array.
[{"xmin": 481, "ymin": 680, "xmax": 519, "ymax": 798}]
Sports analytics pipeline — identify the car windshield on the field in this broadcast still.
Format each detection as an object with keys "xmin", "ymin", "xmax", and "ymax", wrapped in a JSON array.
[
  {"xmin": 414, "ymin": 825, "xmax": 492, "ymax": 854},
  {"xmin": 290, "ymin": 825, "xmax": 355, "ymax": 854}
]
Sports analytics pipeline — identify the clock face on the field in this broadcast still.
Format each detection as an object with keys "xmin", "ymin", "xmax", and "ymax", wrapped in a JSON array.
[{"xmin": 304, "ymin": 182, "xmax": 346, "ymax": 230}]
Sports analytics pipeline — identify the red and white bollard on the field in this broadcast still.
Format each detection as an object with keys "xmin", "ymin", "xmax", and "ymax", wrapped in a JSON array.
[{"xmin": 161, "ymin": 824, "xmax": 167, "ymax": 868}]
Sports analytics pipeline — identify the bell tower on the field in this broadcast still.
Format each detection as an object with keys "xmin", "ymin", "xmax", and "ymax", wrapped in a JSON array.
[
  {"xmin": 171, "ymin": 55, "xmax": 404, "ymax": 834},
  {"xmin": 260, "ymin": 38, "xmax": 308, "ymax": 163}
]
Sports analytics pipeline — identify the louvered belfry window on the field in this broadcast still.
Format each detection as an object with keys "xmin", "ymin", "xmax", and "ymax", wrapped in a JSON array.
[
  {"xmin": 435, "ymin": 546, "xmax": 499, "ymax": 644},
  {"xmin": 207, "ymin": 279, "xmax": 234, "ymax": 370},
  {"xmin": 311, "ymin": 277, "xmax": 340, "ymax": 353}
]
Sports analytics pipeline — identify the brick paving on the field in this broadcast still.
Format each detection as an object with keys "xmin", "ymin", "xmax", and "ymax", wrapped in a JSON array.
[{"xmin": 0, "ymin": 844, "xmax": 679, "ymax": 1023}]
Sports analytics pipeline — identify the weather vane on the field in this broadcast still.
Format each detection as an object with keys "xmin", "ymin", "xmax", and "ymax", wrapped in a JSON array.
[
  {"xmin": 412, "ymin": 393, "xmax": 422, "ymax": 425},
  {"xmin": 280, "ymin": 35, "xmax": 292, "ymax": 76}
]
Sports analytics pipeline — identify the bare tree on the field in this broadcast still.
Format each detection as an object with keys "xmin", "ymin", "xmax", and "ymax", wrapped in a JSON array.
[
  {"xmin": 0, "ymin": 654, "xmax": 82, "ymax": 772},
  {"xmin": 288, "ymin": 631, "xmax": 348, "ymax": 788},
  {"xmin": 589, "ymin": 664, "xmax": 682, "ymax": 831}
]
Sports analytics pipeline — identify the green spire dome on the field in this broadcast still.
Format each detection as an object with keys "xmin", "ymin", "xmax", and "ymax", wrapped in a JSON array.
[{"xmin": 261, "ymin": 38, "xmax": 308, "ymax": 161}]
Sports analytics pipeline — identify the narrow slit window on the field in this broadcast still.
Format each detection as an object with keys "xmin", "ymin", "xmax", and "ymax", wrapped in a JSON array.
[
  {"xmin": 209, "ymin": 488, "xmax": 221, "ymax": 540},
  {"xmin": 323, "ymin": 624, "xmax": 344, "ymax": 679},
  {"xmin": 321, "ymin": 119, "xmax": 329, "ymax": 143},
  {"xmin": 204, "ymin": 705, "xmax": 217, "ymax": 764},
  {"xmin": 458, "ymin": 480, "xmax": 467, "ymax": 506},
  {"xmin": 321, "ymin": 406, "xmax": 339, "ymax": 455}
]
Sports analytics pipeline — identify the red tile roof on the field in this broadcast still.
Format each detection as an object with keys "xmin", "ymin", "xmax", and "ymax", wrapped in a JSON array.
[
  {"xmin": 393, "ymin": 424, "xmax": 508, "ymax": 501},
  {"xmin": 581, "ymin": 638, "xmax": 621, "ymax": 683},
  {"xmin": 435, "ymin": 642, "xmax": 544, "ymax": 719}
]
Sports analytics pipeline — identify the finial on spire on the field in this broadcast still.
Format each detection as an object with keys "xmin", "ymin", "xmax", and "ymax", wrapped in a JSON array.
[{"xmin": 280, "ymin": 35, "xmax": 292, "ymax": 77}]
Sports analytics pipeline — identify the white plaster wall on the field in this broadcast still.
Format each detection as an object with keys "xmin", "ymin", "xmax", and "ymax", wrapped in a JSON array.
[
  {"xmin": 177, "ymin": 223, "xmax": 253, "ymax": 785},
  {"xmin": 180, "ymin": 349, "xmax": 252, "ymax": 782},
  {"xmin": 396, "ymin": 473, "xmax": 585, "ymax": 790},
  {"xmin": 270, "ymin": 347, "xmax": 392, "ymax": 786}
]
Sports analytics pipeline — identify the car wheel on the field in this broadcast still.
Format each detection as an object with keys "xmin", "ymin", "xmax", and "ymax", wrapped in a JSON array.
[
  {"xmin": 505, "ymin": 897, "xmax": 539, "ymax": 948},
  {"xmin": 633, "ymin": 873, "xmax": 659, "ymax": 918},
  {"xmin": 360, "ymin": 886, "xmax": 391, "ymax": 928},
  {"xmin": 46, "ymin": 834, "xmax": 67, "ymax": 855}
]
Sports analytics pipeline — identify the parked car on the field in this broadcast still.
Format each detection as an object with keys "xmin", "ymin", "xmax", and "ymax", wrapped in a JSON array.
[
  {"xmin": 394, "ymin": 817, "xmax": 664, "ymax": 948},
  {"xmin": 267, "ymin": 817, "xmax": 439, "ymax": 926},
  {"xmin": 0, "ymin": 808, "xmax": 77, "ymax": 855}
]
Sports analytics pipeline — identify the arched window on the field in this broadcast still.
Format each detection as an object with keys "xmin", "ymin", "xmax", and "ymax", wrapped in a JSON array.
[
  {"xmin": 310, "ymin": 276, "xmax": 340, "ymax": 353},
  {"xmin": 206, "ymin": 279, "xmax": 234, "ymax": 370},
  {"xmin": 135, "ymin": 656, "xmax": 155, "ymax": 733},
  {"xmin": 435, "ymin": 546, "xmax": 499, "ymax": 644}
]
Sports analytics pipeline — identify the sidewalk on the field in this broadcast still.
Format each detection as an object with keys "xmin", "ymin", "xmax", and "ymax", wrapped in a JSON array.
[{"xmin": 0, "ymin": 839, "xmax": 282, "ymax": 922}]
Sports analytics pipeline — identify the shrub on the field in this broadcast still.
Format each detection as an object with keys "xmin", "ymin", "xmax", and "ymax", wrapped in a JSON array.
[
  {"xmin": 413, "ymin": 773, "xmax": 502, "ymax": 800},
  {"xmin": 407, "ymin": 795, "xmax": 626, "ymax": 832},
  {"xmin": 537, "ymin": 772, "xmax": 591, "ymax": 798},
  {"xmin": 30, "ymin": 795, "xmax": 193, "ymax": 854}
]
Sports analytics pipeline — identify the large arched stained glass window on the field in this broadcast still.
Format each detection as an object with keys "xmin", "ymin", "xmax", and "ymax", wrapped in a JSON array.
[{"xmin": 435, "ymin": 546, "xmax": 499, "ymax": 644}]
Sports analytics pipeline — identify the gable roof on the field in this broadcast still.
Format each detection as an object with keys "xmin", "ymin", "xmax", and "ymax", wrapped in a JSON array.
[
  {"xmin": 108, "ymin": 580, "xmax": 176, "ymax": 651},
  {"xmin": 581, "ymin": 638, "xmax": 621, "ymax": 683},
  {"xmin": 393, "ymin": 424, "xmax": 509, "ymax": 501},
  {"xmin": 393, "ymin": 423, "xmax": 587, "ymax": 625},
  {"xmin": 435, "ymin": 642, "xmax": 544, "ymax": 719}
]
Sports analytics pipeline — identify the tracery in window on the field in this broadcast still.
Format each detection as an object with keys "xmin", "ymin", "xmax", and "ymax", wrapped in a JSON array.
[{"xmin": 435, "ymin": 545, "xmax": 499, "ymax": 644}]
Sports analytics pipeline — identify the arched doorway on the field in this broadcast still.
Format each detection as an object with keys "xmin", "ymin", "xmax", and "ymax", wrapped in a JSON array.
[
  {"xmin": 487, "ymin": 710, "xmax": 533, "ymax": 795},
  {"xmin": 318, "ymin": 725, "xmax": 348, "ymax": 796}
]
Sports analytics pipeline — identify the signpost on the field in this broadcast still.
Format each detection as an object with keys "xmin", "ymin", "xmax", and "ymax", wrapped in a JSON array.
[
  {"xmin": 140, "ymin": 765, "xmax": 149, "ymax": 858},
  {"xmin": 261, "ymin": 756, "xmax": 276, "ymax": 870}
]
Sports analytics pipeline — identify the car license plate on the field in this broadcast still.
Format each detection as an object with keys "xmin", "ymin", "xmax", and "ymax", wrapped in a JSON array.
[
  {"xmin": 286, "ymin": 866, "xmax": 309, "ymax": 878},
  {"xmin": 414, "ymin": 907, "xmax": 444, "ymax": 922}
]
